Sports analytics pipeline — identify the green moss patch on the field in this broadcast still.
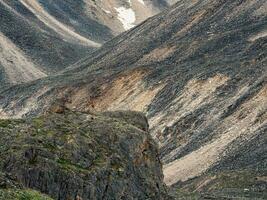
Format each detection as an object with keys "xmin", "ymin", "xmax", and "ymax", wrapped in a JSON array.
[{"xmin": 0, "ymin": 189, "xmax": 52, "ymax": 200}]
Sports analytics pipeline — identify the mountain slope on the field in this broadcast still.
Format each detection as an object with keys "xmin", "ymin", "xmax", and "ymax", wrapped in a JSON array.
[
  {"xmin": 0, "ymin": 0, "xmax": 266, "ymax": 198},
  {"xmin": 0, "ymin": 32, "xmax": 46, "ymax": 87},
  {"xmin": 0, "ymin": 0, "xmax": 168, "ymax": 88}
]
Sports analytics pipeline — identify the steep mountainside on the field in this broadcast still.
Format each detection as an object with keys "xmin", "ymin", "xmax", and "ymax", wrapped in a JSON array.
[
  {"xmin": 0, "ymin": 0, "xmax": 168, "ymax": 88},
  {"xmin": 0, "ymin": 32, "xmax": 46, "ymax": 87},
  {"xmin": 0, "ymin": 0, "xmax": 266, "ymax": 199},
  {"xmin": 0, "ymin": 110, "xmax": 171, "ymax": 200}
]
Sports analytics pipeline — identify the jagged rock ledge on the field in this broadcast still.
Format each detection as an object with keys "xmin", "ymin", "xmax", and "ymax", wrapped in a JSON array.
[{"xmin": 0, "ymin": 110, "xmax": 171, "ymax": 200}]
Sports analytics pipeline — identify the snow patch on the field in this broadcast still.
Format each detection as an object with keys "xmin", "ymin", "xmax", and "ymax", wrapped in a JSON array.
[
  {"xmin": 102, "ymin": 8, "xmax": 111, "ymax": 14},
  {"xmin": 115, "ymin": 6, "xmax": 136, "ymax": 30},
  {"xmin": 137, "ymin": 0, "xmax": 145, "ymax": 5}
]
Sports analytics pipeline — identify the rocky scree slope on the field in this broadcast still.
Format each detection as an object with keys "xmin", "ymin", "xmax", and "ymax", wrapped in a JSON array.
[
  {"xmin": 0, "ymin": 0, "xmax": 169, "ymax": 88},
  {"xmin": 0, "ymin": 110, "xmax": 171, "ymax": 200},
  {"xmin": 0, "ymin": 0, "xmax": 266, "ymax": 198}
]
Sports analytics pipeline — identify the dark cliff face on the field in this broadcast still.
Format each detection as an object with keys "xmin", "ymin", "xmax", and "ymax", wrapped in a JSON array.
[
  {"xmin": 0, "ymin": 110, "xmax": 170, "ymax": 200},
  {"xmin": 0, "ymin": 0, "xmax": 266, "ymax": 199}
]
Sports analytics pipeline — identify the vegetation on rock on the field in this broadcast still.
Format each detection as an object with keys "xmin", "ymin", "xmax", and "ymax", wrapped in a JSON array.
[{"xmin": 0, "ymin": 110, "xmax": 171, "ymax": 200}]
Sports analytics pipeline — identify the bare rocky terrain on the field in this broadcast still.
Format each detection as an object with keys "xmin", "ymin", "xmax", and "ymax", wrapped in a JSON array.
[
  {"xmin": 0, "ymin": 0, "xmax": 266, "ymax": 199},
  {"xmin": 0, "ymin": 0, "xmax": 170, "ymax": 88}
]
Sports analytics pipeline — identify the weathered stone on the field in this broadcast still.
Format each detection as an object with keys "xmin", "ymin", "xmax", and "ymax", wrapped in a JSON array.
[{"xmin": 0, "ymin": 111, "xmax": 171, "ymax": 200}]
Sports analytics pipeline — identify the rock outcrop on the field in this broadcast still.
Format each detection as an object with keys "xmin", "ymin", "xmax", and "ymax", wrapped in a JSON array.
[{"xmin": 0, "ymin": 110, "xmax": 170, "ymax": 200}]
